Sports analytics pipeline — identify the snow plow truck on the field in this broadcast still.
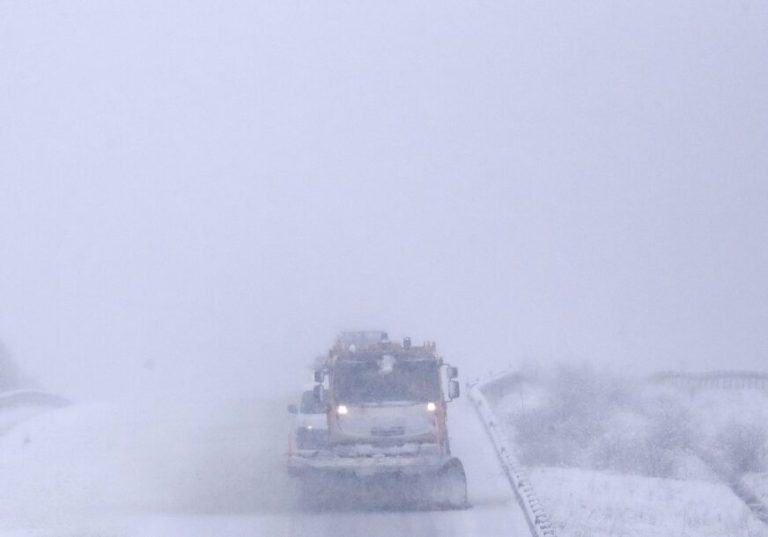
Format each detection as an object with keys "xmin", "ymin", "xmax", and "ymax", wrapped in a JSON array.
[{"xmin": 288, "ymin": 331, "xmax": 467, "ymax": 509}]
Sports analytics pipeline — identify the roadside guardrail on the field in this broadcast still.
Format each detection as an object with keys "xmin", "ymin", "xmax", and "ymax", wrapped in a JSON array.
[
  {"xmin": 0, "ymin": 390, "xmax": 69, "ymax": 410},
  {"xmin": 468, "ymin": 372, "xmax": 556, "ymax": 537},
  {"xmin": 649, "ymin": 370, "xmax": 768, "ymax": 391}
]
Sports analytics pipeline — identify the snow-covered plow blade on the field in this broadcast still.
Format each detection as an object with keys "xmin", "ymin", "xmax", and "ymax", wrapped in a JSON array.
[
  {"xmin": 289, "ymin": 442, "xmax": 448, "ymax": 477},
  {"xmin": 288, "ymin": 447, "xmax": 467, "ymax": 510}
]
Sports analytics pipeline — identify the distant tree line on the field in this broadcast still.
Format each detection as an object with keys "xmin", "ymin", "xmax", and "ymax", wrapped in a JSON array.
[{"xmin": 0, "ymin": 340, "xmax": 20, "ymax": 391}]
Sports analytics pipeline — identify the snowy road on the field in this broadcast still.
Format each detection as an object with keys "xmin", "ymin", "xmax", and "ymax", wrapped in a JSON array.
[{"xmin": 0, "ymin": 395, "xmax": 530, "ymax": 537}]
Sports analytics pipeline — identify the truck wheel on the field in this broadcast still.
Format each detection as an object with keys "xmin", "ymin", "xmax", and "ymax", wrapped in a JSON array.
[{"xmin": 432, "ymin": 458, "xmax": 468, "ymax": 509}]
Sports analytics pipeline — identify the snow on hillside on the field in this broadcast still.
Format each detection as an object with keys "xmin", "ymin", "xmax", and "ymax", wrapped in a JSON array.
[{"xmin": 497, "ymin": 367, "xmax": 768, "ymax": 479}]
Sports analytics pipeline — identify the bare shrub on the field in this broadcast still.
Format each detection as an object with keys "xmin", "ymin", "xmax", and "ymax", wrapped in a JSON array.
[
  {"xmin": 636, "ymin": 395, "xmax": 696, "ymax": 477},
  {"xmin": 513, "ymin": 365, "xmax": 641, "ymax": 469},
  {"xmin": 714, "ymin": 422, "xmax": 768, "ymax": 476}
]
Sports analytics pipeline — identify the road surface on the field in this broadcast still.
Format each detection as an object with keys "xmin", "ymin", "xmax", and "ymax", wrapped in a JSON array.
[{"xmin": 0, "ymin": 395, "xmax": 531, "ymax": 537}]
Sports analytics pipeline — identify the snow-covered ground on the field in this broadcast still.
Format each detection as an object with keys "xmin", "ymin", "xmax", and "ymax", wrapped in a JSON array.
[
  {"xmin": 531, "ymin": 466, "xmax": 767, "ymax": 537},
  {"xmin": 493, "ymin": 367, "xmax": 768, "ymax": 537}
]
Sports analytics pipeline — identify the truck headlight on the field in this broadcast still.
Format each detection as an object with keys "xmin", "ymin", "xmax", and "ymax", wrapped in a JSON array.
[
  {"xmin": 426, "ymin": 401, "xmax": 437, "ymax": 412},
  {"xmin": 337, "ymin": 404, "xmax": 349, "ymax": 415}
]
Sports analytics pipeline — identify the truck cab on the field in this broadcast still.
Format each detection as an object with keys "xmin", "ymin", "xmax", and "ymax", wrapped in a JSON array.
[{"xmin": 323, "ymin": 343, "xmax": 459, "ymax": 453}]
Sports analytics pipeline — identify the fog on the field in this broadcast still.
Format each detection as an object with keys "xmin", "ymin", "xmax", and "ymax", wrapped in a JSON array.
[{"xmin": 1, "ymin": 1, "xmax": 767, "ymax": 402}]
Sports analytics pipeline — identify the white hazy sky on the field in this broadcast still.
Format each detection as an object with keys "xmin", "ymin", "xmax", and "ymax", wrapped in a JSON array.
[{"xmin": 1, "ymin": 1, "xmax": 767, "ymax": 399}]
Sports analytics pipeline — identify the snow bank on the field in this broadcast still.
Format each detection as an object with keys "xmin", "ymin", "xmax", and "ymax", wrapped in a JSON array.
[
  {"xmin": 0, "ymin": 406, "xmax": 52, "ymax": 435},
  {"xmin": 0, "ymin": 390, "xmax": 68, "ymax": 435}
]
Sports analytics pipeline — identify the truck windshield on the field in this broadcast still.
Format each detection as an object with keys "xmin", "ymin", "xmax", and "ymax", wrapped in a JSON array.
[{"xmin": 333, "ymin": 358, "xmax": 440, "ymax": 404}]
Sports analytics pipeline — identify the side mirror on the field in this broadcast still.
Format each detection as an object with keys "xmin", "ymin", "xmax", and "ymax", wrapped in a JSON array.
[
  {"xmin": 448, "ymin": 380, "xmax": 460, "ymax": 400},
  {"xmin": 447, "ymin": 366, "xmax": 459, "ymax": 379},
  {"xmin": 313, "ymin": 384, "xmax": 324, "ymax": 405},
  {"xmin": 313, "ymin": 369, "xmax": 324, "ymax": 383},
  {"xmin": 287, "ymin": 404, "xmax": 298, "ymax": 415}
]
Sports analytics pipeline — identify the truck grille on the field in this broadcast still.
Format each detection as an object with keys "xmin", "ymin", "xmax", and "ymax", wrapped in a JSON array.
[{"xmin": 370, "ymin": 426, "xmax": 406, "ymax": 437}]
